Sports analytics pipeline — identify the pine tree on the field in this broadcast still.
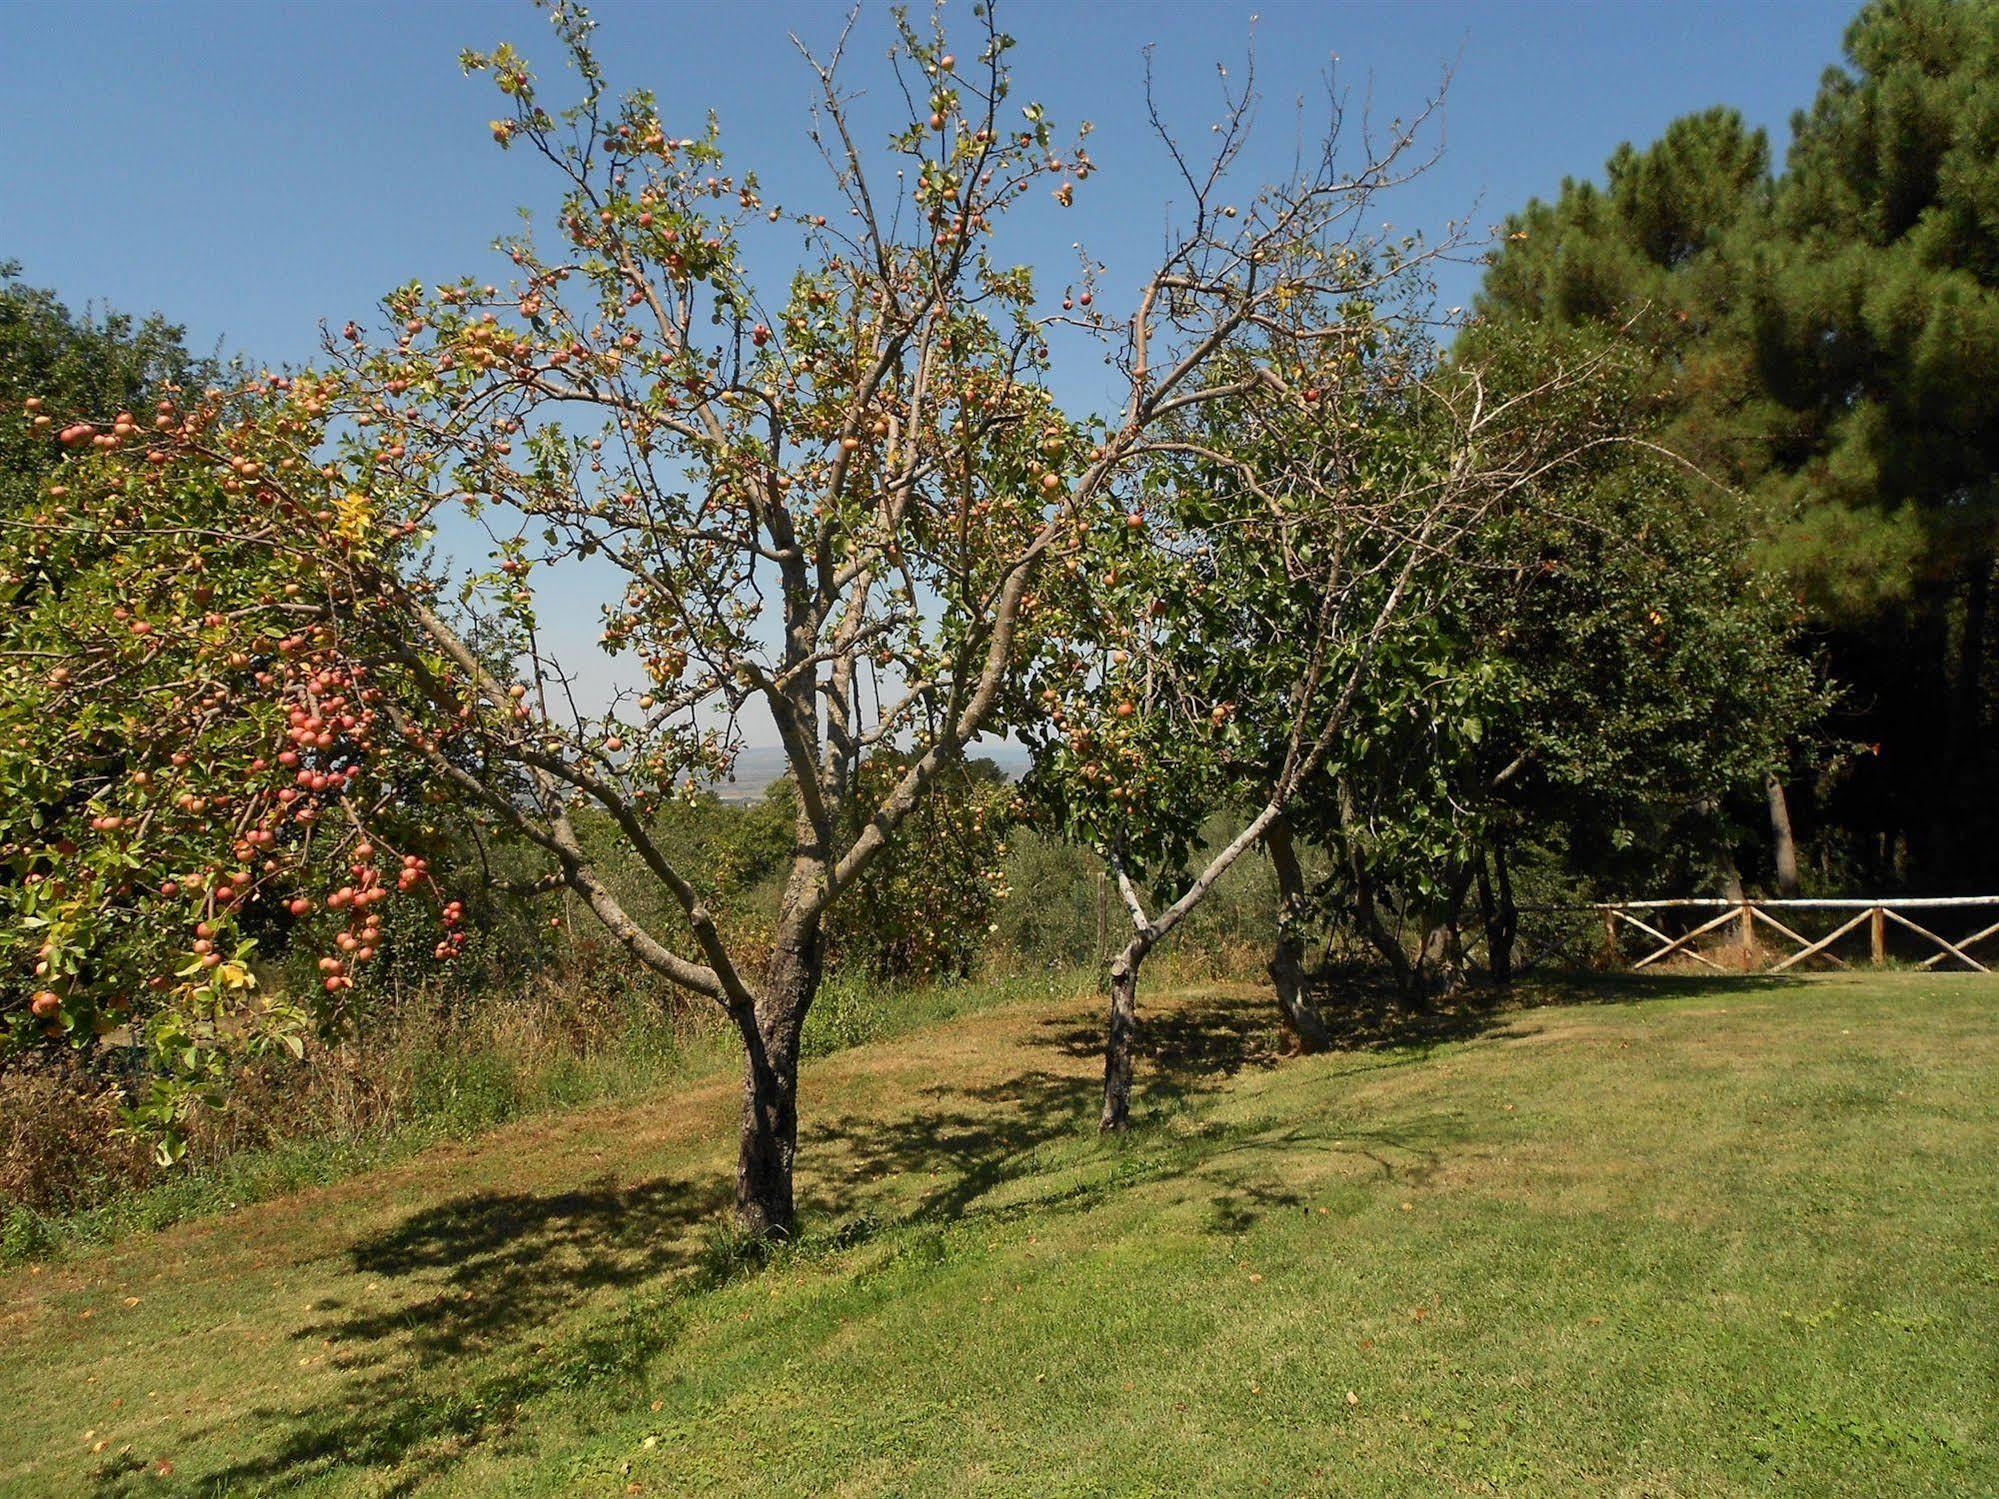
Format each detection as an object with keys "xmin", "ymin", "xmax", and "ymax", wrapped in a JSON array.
[{"xmin": 1471, "ymin": 0, "xmax": 1999, "ymax": 891}]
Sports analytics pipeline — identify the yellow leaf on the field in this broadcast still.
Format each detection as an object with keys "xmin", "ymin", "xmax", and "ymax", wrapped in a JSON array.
[{"xmin": 332, "ymin": 491, "xmax": 375, "ymax": 544}]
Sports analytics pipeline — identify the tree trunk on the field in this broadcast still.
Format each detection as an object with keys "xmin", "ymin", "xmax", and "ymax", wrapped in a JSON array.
[
  {"xmin": 1350, "ymin": 886, "xmax": 1414, "ymax": 992},
  {"xmin": 1713, "ymin": 829, "xmax": 1752, "ymax": 959},
  {"xmin": 1899, "ymin": 601, "xmax": 1952, "ymax": 886},
  {"xmin": 1952, "ymin": 561, "xmax": 1988, "ymax": 774},
  {"xmin": 1265, "ymin": 816, "xmax": 1333, "ymax": 1053},
  {"xmin": 1477, "ymin": 841, "xmax": 1519, "ymax": 986},
  {"xmin": 1416, "ymin": 921, "xmax": 1461, "ymax": 998},
  {"xmin": 1334, "ymin": 778, "xmax": 1415, "ymax": 993},
  {"xmin": 1717, "ymin": 839, "xmax": 1746, "ymax": 903},
  {"xmin": 735, "ymin": 924, "xmax": 821, "ymax": 1241},
  {"xmin": 1094, "ymin": 800, "xmax": 1296, "ymax": 1134},
  {"xmin": 1100, "ymin": 935, "xmax": 1152, "ymax": 1132},
  {"xmin": 1765, "ymin": 773, "xmax": 1801, "ymax": 898},
  {"xmin": 1948, "ymin": 560, "xmax": 1990, "ymax": 889},
  {"xmin": 1416, "ymin": 863, "xmax": 1477, "ymax": 999}
]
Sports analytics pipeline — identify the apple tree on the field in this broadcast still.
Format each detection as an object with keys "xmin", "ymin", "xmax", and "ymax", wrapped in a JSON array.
[
  {"xmin": 0, "ymin": 368, "xmax": 473, "ymax": 1154},
  {"xmin": 14, "ymin": 0, "xmax": 1466, "ymax": 1235},
  {"xmin": 1024, "ymin": 304, "xmax": 1622, "ymax": 1125}
]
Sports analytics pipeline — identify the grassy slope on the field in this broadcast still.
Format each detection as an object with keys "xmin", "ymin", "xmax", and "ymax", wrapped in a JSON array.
[
  {"xmin": 3, "ymin": 972, "xmax": 1069, "ymax": 1265},
  {"xmin": 1, "ymin": 971, "xmax": 1994, "ymax": 1497}
]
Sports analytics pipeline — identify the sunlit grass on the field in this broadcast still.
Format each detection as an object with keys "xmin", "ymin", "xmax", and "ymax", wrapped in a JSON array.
[{"xmin": 2, "ymin": 971, "xmax": 1993, "ymax": 1495}]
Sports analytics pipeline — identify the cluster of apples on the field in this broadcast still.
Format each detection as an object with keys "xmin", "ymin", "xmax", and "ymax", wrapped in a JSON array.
[
  {"xmin": 31, "ymin": 395, "xmax": 177, "ymax": 455},
  {"xmin": 433, "ymin": 900, "xmax": 470, "ymax": 962}
]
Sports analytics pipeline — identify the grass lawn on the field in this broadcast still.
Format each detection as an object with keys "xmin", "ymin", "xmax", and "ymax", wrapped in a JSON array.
[{"xmin": 1, "ymin": 970, "xmax": 1994, "ymax": 1496}]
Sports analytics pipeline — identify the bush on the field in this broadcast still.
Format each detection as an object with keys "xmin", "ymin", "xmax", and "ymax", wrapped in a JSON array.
[
  {"xmin": 993, "ymin": 830, "xmax": 1107, "ymax": 972},
  {"xmin": 0, "ymin": 970, "xmax": 731, "ymax": 1257}
]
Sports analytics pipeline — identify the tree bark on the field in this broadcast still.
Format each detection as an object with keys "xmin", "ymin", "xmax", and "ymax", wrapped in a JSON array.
[
  {"xmin": 1713, "ymin": 823, "xmax": 1752, "ymax": 957},
  {"xmin": 1100, "ymin": 935, "xmax": 1152, "ymax": 1132},
  {"xmin": 1765, "ymin": 773, "xmax": 1801, "ymax": 898},
  {"xmin": 1477, "ymin": 841, "xmax": 1519, "ymax": 986},
  {"xmin": 1265, "ymin": 816, "xmax": 1333, "ymax": 1053},
  {"xmin": 1096, "ymin": 800, "xmax": 1290, "ymax": 1131},
  {"xmin": 1952, "ymin": 561, "xmax": 1988, "ymax": 772},
  {"xmin": 1946, "ymin": 560, "xmax": 1990, "ymax": 889},
  {"xmin": 1416, "ymin": 863, "xmax": 1477, "ymax": 1000},
  {"xmin": 1349, "ymin": 884, "xmax": 1414, "ymax": 992},
  {"xmin": 735, "ymin": 922, "xmax": 821, "ymax": 1241},
  {"xmin": 1714, "ymin": 815, "xmax": 1746, "ymax": 904}
]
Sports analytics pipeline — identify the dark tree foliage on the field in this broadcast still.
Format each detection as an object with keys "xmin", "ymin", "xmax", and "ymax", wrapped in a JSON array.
[
  {"xmin": 1474, "ymin": 0, "xmax": 1999, "ymax": 891},
  {"xmin": 0, "ymin": 264, "xmax": 227, "ymax": 509}
]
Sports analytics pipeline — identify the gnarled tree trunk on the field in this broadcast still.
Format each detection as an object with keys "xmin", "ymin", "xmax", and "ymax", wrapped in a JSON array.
[
  {"xmin": 1415, "ymin": 863, "xmax": 1477, "ymax": 1000},
  {"xmin": 1475, "ymin": 841, "xmax": 1519, "ymax": 985},
  {"xmin": 1266, "ymin": 815, "xmax": 1333, "ymax": 1052},
  {"xmin": 1100, "ymin": 934, "xmax": 1153, "ymax": 1132},
  {"xmin": 1334, "ymin": 778, "xmax": 1415, "ymax": 994},
  {"xmin": 736, "ymin": 920, "xmax": 821, "ymax": 1240}
]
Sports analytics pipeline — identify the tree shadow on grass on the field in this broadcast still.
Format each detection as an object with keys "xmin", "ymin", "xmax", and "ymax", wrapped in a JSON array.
[
  {"xmin": 113, "ymin": 997, "xmax": 1267, "ymax": 1495},
  {"xmin": 802, "ymin": 984, "xmax": 1473, "ymax": 1250},
  {"xmin": 796, "ymin": 987, "xmax": 1288, "ymax": 1231},
  {"xmin": 95, "ymin": 1172, "xmax": 727, "ymax": 1497},
  {"xmin": 1296, "ymin": 966, "xmax": 1816, "ymax": 1058},
  {"xmin": 1042, "ymin": 987, "xmax": 1285, "ymax": 1083},
  {"xmin": 801, "ymin": 968, "xmax": 1806, "ymax": 1255},
  {"xmin": 320, "ymin": 1171, "xmax": 730, "ymax": 1363}
]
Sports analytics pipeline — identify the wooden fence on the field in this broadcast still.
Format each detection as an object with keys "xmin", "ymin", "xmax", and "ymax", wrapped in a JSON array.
[{"xmin": 1584, "ymin": 896, "xmax": 1999, "ymax": 974}]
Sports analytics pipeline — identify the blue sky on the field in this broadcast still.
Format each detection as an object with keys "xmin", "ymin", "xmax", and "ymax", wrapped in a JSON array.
[
  {"xmin": 4, "ymin": 0, "xmax": 1855, "ymax": 369},
  {"xmin": 2, "ymin": 0, "xmax": 1856, "ymax": 743}
]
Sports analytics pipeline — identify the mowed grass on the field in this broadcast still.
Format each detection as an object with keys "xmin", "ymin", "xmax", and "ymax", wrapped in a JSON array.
[{"xmin": 2, "ymin": 971, "xmax": 1994, "ymax": 1496}]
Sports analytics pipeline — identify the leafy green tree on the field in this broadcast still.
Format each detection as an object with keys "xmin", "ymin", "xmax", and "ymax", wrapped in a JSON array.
[
  {"xmin": 1289, "ymin": 333, "xmax": 1825, "ymax": 990},
  {"xmin": 1208, "ymin": 326, "xmax": 1810, "ymax": 1010},
  {"xmin": 1026, "ymin": 290, "xmax": 1613, "ymax": 1122},
  {"xmin": 1476, "ymin": 0, "xmax": 1999, "ymax": 891},
  {"xmin": 0, "ymin": 264, "xmax": 226, "ymax": 510}
]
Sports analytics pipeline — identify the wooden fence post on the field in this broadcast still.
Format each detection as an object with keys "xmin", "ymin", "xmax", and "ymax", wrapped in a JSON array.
[
  {"xmin": 1602, "ymin": 906, "xmax": 1619, "ymax": 966},
  {"xmin": 1870, "ymin": 906, "xmax": 1886, "ymax": 966},
  {"xmin": 1738, "ymin": 901, "xmax": 1755, "ymax": 952}
]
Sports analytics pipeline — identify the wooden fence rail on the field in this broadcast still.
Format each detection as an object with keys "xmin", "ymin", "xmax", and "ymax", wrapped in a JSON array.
[{"xmin": 1537, "ymin": 897, "xmax": 1999, "ymax": 974}]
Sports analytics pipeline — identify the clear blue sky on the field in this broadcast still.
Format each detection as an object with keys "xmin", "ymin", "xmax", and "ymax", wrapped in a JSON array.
[
  {"xmin": 2, "ymin": 0, "xmax": 1856, "ymax": 742},
  {"xmin": 5, "ymin": 0, "xmax": 1855, "ymax": 370}
]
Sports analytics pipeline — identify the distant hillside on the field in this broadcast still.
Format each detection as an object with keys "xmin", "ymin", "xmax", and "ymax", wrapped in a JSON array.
[{"xmin": 706, "ymin": 741, "xmax": 1031, "ymax": 803}]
